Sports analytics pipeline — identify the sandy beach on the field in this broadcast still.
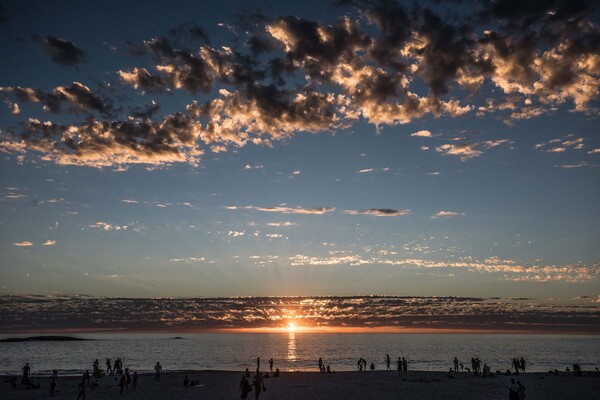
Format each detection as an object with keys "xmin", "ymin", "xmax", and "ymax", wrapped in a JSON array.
[{"xmin": 2, "ymin": 370, "xmax": 599, "ymax": 400}]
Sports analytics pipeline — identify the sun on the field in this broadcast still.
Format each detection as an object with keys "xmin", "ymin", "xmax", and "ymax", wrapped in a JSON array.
[{"xmin": 287, "ymin": 322, "xmax": 297, "ymax": 333}]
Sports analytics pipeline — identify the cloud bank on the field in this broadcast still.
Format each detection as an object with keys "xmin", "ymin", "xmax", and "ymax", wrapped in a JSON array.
[{"xmin": 1, "ymin": 0, "xmax": 599, "ymax": 167}]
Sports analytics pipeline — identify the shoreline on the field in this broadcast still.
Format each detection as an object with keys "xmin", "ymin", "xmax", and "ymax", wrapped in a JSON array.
[{"xmin": 2, "ymin": 370, "xmax": 599, "ymax": 400}]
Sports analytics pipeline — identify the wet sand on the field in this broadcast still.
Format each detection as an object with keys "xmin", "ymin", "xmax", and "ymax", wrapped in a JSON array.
[{"xmin": 2, "ymin": 370, "xmax": 599, "ymax": 400}]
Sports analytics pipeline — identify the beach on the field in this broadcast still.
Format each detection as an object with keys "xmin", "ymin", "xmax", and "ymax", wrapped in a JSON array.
[{"xmin": 2, "ymin": 370, "xmax": 599, "ymax": 400}]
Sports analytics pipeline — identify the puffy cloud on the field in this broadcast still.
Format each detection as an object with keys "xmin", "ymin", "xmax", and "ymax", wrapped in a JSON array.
[
  {"xmin": 410, "ymin": 130, "xmax": 433, "ymax": 137},
  {"xmin": 345, "ymin": 208, "xmax": 411, "ymax": 217},
  {"xmin": 13, "ymin": 241, "xmax": 33, "ymax": 247},
  {"xmin": 3, "ymin": 1, "xmax": 599, "ymax": 168},
  {"xmin": 4, "ymin": 113, "xmax": 203, "ymax": 168},
  {"xmin": 38, "ymin": 36, "xmax": 87, "ymax": 66},
  {"xmin": 42, "ymin": 240, "xmax": 56, "ymax": 246}
]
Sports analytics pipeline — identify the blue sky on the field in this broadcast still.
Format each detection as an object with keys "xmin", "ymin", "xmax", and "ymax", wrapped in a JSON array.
[{"xmin": 0, "ymin": 0, "xmax": 599, "ymax": 299}]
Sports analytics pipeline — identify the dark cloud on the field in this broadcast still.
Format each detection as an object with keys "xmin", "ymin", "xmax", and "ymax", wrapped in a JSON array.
[
  {"xmin": 168, "ymin": 22, "xmax": 210, "ymax": 43},
  {"xmin": 38, "ymin": 36, "xmax": 87, "ymax": 66},
  {"xmin": 130, "ymin": 101, "xmax": 160, "ymax": 119},
  {"xmin": 1, "ymin": 82, "xmax": 112, "ymax": 116},
  {"xmin": 345, "ymin": 208, "xmax": 411, "ymax": 217}
]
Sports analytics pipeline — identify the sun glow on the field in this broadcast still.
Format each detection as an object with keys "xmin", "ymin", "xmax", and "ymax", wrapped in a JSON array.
[{"xmin": 287, "ymin": 322, "xmax": 297, "ymax": 333}]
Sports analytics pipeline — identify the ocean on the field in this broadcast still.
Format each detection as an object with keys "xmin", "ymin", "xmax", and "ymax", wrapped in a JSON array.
[{"xmin": 0, "ymin": 333, "xmax": 598, "ymax": 376}]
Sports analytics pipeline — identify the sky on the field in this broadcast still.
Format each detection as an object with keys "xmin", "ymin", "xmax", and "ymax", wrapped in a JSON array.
[{"xmin": 0, "ymin": 0, "xmax": 599, "ymax": 310}]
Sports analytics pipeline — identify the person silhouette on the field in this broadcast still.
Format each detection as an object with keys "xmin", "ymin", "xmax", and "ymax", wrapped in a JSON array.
[
  {"xmin": 269, "ymin": 358, "xmax": 273, "ymax": 373},
  {"xmin": 21, "ymin": 363, "xmax": 31, "ymax": 384},
  {"xmin": 154, "ymin": 362, "xmax": 162, "ymax": 382},
  {"xmin": 386, "ymin": 354, "xmax": 391, "ymax": 371}
]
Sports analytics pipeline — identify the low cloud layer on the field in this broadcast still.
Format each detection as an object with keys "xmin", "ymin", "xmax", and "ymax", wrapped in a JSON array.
[
  {"xmin": 0, "ymin": 294, "xmax": 598, "ymax": 333},
  {"xmin": 2, "ymin": 0, "xmax": 600, "ymax": 167}
]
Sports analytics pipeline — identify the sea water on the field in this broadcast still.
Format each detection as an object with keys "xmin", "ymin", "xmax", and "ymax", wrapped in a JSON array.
[{"xmin": 0, "ymin": 333, "xmax": 598, "ymax": 376}]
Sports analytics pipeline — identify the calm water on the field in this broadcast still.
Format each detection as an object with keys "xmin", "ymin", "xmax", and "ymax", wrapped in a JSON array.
[{"xmin": 0, "ymin": 333, "xmax": 598, "ymax": 376}]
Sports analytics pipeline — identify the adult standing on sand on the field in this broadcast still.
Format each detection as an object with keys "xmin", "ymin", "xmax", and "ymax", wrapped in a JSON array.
[
  {"xmin": 21, "ymin": 362, "xmax": 30, "ymax": 384},
  {"xmin": 154, "ymin": 362, "xmax": 162, "ymax": 382},
  {"xmin": 252, "ymin": 370, "xmax": 266, "ymax": 400},
  {"xmin": 508, "ymin": 378, "xmax": 519, "ymax": 400},
  {"xmin": 402, "ymin": 357, "xmax": 408, "ymax": 375},
  {"xmin": 386, "ymin": 354, "xmax": 391, "ymax": 371},
  {"xmin": 239, "ymin": 374, "xmax": 252, "ymax": 400}
]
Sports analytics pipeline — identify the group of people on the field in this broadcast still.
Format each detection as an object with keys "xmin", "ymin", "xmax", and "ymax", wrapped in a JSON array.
[
  {"xmin": 508, "ymin": 377, "xmax": 526, "ymax": 400},
  {"xmin": 512, "ymin": 357, "xmax": 526, "ymax": 374},
  {"xmin": 240, "ymin": 366, "xmax": 278, "ymax": 400}
]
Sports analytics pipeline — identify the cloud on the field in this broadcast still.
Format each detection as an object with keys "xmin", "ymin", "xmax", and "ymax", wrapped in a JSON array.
[
  {"xmin": 267, "ymin": 222, "xmax": 296, "ymax": 227},
  {"xmin": 2, "ymin": 294, "xmax": 599, "ymax": 333},
  {"xmin": 554, "ymin": 162, "xmax": 589, "ymax": 168},
  {"xmin": 42, "ymin": 240, "xmax": 56, "ymax": 246},
  {"xmin": 345, "ymin": 208, "xmax": 411, "ymax": 217},
  {"xmin": 1, "ymin": 82, "xmax": 112, "ymax": 116},
  {"xmin": 0, "ymin": 114, "xmax": 204, "ymax": 168},
  {"xmin": 13, "ymin": 241, "xmax": 33, "ymax": 247},
  {"xmin": 228, "ymin": 230, "xmax": 245, "ymax": 237},
  {"xmin": 410, "ymin": 130, "xmax": 433, "ymax": 137},
  {"xmin": 534, "ymin": 135, "xmax": 586, "ymax": 153},
  {"xmin": 436, "ymin": 139, "xmax": 512, "ymax": 160},
  {"xmin": 38, "ymin": 36, "xmax": 87, "ymax": 66},
  {"xmin": 431, "ymin": 211, "xmax": 466, "ymax": 219},
  {"xmin": 88, "ymin": 222, "xmax": 136, "ymax": 231},
  {"xmin": 243, "ymin": 206, "xmax": 335, "ymax": 215},
  {"xmin": 2, "ymin": 1, "xmax": 599, "ymax": 167}
]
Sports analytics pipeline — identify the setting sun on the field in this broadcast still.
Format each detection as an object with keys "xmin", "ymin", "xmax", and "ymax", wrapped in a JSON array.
[{"xmin": 287, "ymin": 322, "xmax": 297, "ymax": 333}]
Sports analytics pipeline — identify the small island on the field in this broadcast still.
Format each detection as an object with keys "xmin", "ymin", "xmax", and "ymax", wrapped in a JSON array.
[{"xmin": 0, "ymin": 336, "xmax": 93, "ymax": 343}]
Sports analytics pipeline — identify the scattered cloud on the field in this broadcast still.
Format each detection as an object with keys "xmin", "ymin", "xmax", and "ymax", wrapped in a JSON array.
[
  {"xmin": 2, "ymin": 2, "xmax": 598, "ymax": 167},
  {"xmin": 431, "ymin": 211, "xmax": 466, "ymax": 219},
  {"xmin": 534, "ymin": 135, "xmax": 586, "ymax": 153},
  {"xmin": 410, "ymin": 130, "xmax": 433, "ymax": 137},
  {"xmin": 242, "ymin": 206, "xmax": 335, "ymax": 215},
  {"xmin": 436, "ymin": 140, "xmax": 512, "ymax": 160},
  {"xmin": 13, "ymin": 241, "xmax": 33, "ymax": 247},
  {"xmin": 37, "ymin": 36, "xmax": 87, "ymax": 66},
  {"xmin": 345, "ymin": 208, "xmax": 411, "ymax": 217},
  {"xmin": 42, "ymin": 240, "xmax": 56, "ymax": 246}
]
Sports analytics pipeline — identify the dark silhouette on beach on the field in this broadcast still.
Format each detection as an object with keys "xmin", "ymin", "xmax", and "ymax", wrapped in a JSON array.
[
  {"xmin": 154, "ymin": 362, "xmax": 162, "ymax": 382},
  {"xmin": 239, "ymin": 374, "xmax": 252, "ymax": 399},
  {"xmin": 21, "ymin": 363, "xmax": 31, "ymax": 385}
]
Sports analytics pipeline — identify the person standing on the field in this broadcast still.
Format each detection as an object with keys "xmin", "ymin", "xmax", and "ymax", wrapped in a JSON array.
[
  {"xmin": 119, "ymin": 375, "xmax": 126, "ymax": 394},
  {"xmin": 397, "ymin": 357, "xmax": 403, "ymax": 376},
  {"xmin": 453, "ymin": 357, "xmax": 459, "ymax": 372},
  {"xmin": 252, "ymin": 370, "xmax": 265, "ymax": 400},
  {"xmin": 49, "ymin": 372, "xmax": 56, "ymax": 396},
  {"xmin": 318, "ymin": 357, "xmax": 323, "ymax": 371},
  {"xmin": 402, "ymin": 357, "xmax": 408, "ymax": 375},
  {"xmin": 21, "ymin": 363, "xmax": 30, "ymax": 385},
  {"xmin": 77, "ymin": 379, "xmax": 86, "ymax": 400},
  {"xmin": 386, "ymin": 354, "xmax": 391, "ymax": 371},
  {"xmin": 256, "ymin": 357, "xmax": 260, "ymax": 371},
  {"xmin": 239, "ymin": 374, "xmax": 252, "ymax": 400},
  {"xmin": 132, "ymin": 371, "xmax": 138, "ymax": 391},
  {"xmin": 508, "ymin": 378, "xmax": 519, "ymax": 400},
  {"xmin": 154, "ymin": 362, "xmax": 162, "ymax": 382},
  {"xmin": 269, "ymin": 358, "xmax": 273, "ymax": 373}
]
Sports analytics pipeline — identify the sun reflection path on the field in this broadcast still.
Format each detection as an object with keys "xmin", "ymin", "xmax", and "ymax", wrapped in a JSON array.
[{"xmin": 287, "ymin": 331, "xmax": 297, "ymax": 363}]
